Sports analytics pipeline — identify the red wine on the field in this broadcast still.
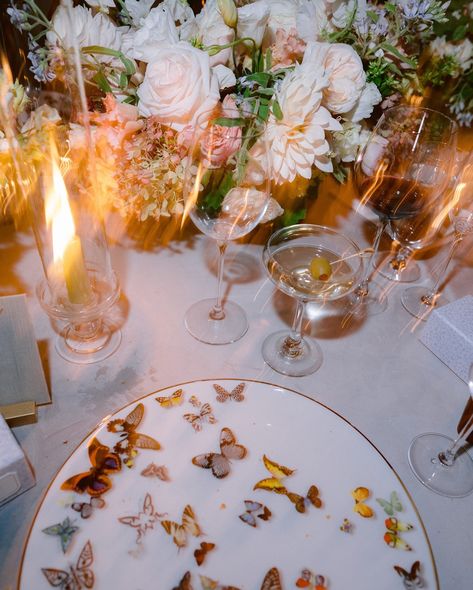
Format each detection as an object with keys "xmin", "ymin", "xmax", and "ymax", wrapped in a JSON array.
[{"xmin": 360, "ymin": 176, "xmax": 430, "ymax": 220}]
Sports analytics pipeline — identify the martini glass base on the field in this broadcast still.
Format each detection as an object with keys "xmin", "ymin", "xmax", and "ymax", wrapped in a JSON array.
[
  {"xmin": 262, "ymin": 330, "xmax": 323, "ymax": 377},
  {"xmin": 56, "ymin": 324, "xmax": 121, "ymax": 364},
  {"xmin": 408, "ymin": 432, "xmax": 473, "ymax": 497},
  {"xmin": 401, "ymin": 286, "xmax": 449, "ymax": 320},
  {"xmin": 185, "ymin": 298, "xmax": 248, "ymax": 345}
]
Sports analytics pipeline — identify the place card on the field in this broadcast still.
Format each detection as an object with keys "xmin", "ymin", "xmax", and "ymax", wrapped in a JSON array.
[{"xmin": 0, "ymin": 294, "xmax": 50, "ymax": 426}]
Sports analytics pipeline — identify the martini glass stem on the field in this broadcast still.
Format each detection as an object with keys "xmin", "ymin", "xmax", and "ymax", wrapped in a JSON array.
[
  {"xmin": 355, "ymin": 220, "xmax": 387, "ymax": 298},
  {"xmin": 438, "ymin": 410, "xmax": 473, "ymax": 466},
  {"xmin": 422, "ymin": 234, "xmax": 463, "ymax": 306},
  {"xmin": 281, "ymin": 300, "xmax": 306, "ymax": 358},
  {"xmin": 209, "ymin": 240, "xmax": 227, "ymax": 321}
]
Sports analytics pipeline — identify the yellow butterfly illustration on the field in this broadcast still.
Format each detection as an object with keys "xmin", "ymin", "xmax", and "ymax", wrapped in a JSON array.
[
  {"xmin": 161, "ymin": 504, "xmax": 202, "ymax": 548},
  {"xmin": 200, "ymin": 575, "xmax": 241, "ymax": 590},
  {"xmin": 253, "ymin": 454, "xmax": 295, "ymax": 494},
  {"xmin": 384, "ymin": 517, "xmax": 414, "ymax": 551},
  {"xmin": 156, "ymin": 389, "xmax": 185, "ymax": 408},
  {"xmin": 352, "ymin": 486, "xmax": 374, "ymax": 518}
]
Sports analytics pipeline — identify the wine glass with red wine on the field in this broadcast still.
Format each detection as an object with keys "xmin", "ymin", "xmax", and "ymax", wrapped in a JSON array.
[{"xmin": 350, "ymin": 106, "xmax": 457, "ymax": 317}]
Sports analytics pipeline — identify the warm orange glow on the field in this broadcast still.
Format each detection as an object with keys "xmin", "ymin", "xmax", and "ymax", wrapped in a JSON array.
[
  {"xmin": 182, "ymin": 161, "xmax": 204, "ymax": 228},
  {"xmin": 431, "ymin": 181, "xmax": 466, "ymax": 231},
  {"xmin": 409, "ymin": 94, "xmax": 423, "ymax": 107}
]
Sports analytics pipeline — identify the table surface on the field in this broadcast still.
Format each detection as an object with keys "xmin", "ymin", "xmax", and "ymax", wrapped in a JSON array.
[{"xmin": 1, "ymin": 182, "xmax": 473, "ymax": 590}]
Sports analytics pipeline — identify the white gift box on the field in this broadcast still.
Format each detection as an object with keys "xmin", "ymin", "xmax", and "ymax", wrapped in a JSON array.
[
  {"xmin": 0, "ymin": 414, "xmax": 35, "ymax": 507},
  {"xmin": 419, "ymin": 295, "xmax": 473, "ymax": 384}
]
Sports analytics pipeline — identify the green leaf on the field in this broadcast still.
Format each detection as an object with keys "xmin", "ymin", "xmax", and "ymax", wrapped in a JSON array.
[
  {"xmin": 272, "ymin": 100, "xmax": 283, "ymax": 121},
  {"xmin": 332, "ymin": 164, "xmax": 348, "ymax": 184},
  {"xmin": 257, "ymin": 88, "xmax": 275, "ymax": 97},
  {"xmin": 82, "ymin": 45, "xmax": 135, "ymax": 75},
  {"xmin": 367, "ymin": 10, "xmax": 378, "ymax": 22},
  {"xmin": 258, "ymin": 103, "xmax": 269, "ymax": 121},
  {"xmin": 119, "ymin": 72, "xmax": 128, "ymax": 89},
  {"xmin": 245, "ymin": 72, "xmax": 271, "ymax": 87},
  {"xmin": 452, "ymin": 24, "xmax": 468, "ymax": 41},
  {"xmin": 265, "ymin": 48, "xmax": 272, "ymax": 71},
  {"xmin": 281, "ymin": 208, "xmax": 307, "ymax": 227},
  {"xmin": 211, "ymin": 117, "xmax": 246, "ymax": 127},
  {"xmin": 93, "ymin": 71, "xmax": 112, "ymax": 94},
  {"xmin": 385, "ymin": 2, "xmax": 396, "ymax": 12},
  {"xmin": 380, "ymin": 43, "xmax": 417, "ymax": 69}
]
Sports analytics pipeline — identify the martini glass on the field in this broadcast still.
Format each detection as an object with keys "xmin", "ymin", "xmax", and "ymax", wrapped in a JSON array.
[
  {"xmin": 262, "ymin": 224, "xmax": 363, "ymax": 377},
  {"xmin": 408, "ymin": 364, "xmax": 473, "ymax": 497}
]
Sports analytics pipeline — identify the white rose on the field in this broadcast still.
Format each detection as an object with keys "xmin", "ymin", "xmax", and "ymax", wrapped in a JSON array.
[
  {"xmin": 303, "ymin": 41, "xmax": 366, "ymax": 114},
  {"xmin": 137, "ymin": 43, "xmax": 220, "ymax": 131},
  {"xmin": 345, "ymin": 81, "xmax": 381, "ymax": 122},
  {"xmin": 162, "ymin": 0, "xmax": 195, "ymax": 26},
  {"xmin": 84, "ymin": 0, "xmax": 115, "ymax": 13},
  {"xmin": 212, "ymin": 64, "xmax": 236, "ymax": 89},
  {"xmin": 124, "ymin": 0, "xmax": 156, "ymax": 27},
  {"xmin": 264, "ymin": 0, "xmax": 300, "ymax": 45},
  {"xmin": 296, "ymin": 0, "xmax": 330, "ymax": 43},
  {"xmin": 237, "ymin": 0, "xmax": 270, "ymax": 48},
  {"xmin": 121, "ymin": 5, "xmax": 179, "ymax": 62},
  {"xmin": 47, "ymin": 5, "xmax": 124, "ymax": 63}
]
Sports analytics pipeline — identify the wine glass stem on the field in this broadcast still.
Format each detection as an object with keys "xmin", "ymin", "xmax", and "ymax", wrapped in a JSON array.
[
  {"xmin": 356, "ymin": 220, "xmax": 387, "ymax": 297},
  {"xmin": 422, "ymin": 234, "xmax": 463, "ymax": 306},
  {"xmin": 438, "ymin": 410, "xmax": 473, "ymax": 466},
  {"xmin": 391, "ymin": 246, "xmax": 412, "ymax": 271},
  {"xmin": 71, "ymin": 320, "xmax": 101, "ymax": 340},
  {"xmin": 209, "ymin": 241, "xmax": 227, "ymax": 321},
  {"xmin": 281, "ymin": 300, "xmax": 306, "ymax": 358}
]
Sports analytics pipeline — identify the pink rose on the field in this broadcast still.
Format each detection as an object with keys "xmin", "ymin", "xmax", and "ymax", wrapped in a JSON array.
[{"xmin": 200, "ymin": 98, "xmax": 242, "ymax": 168}]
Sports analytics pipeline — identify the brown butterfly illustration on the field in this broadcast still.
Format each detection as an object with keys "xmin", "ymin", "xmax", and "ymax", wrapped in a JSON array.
[
  {"xmin": 156, "ymin": 389, "xmax": 185, "ymax": 409},
  {"xmin": 173, "ymin": 571, "xmax": 194, "ymax": 590},
  {"xmin": 183, "ymin": 398, "xmax": 217, "ymax": 432},
  {"xmin": 140, "ymin": 462, "xmax": 170, "ymax": 481},
  {"xmin": 107, "ymin": 403, "xmax": 161, "ymax": 466},
  {"xmin": 200, "ymin": 575, "xmax": 241, "ymax": 590},
  {"xmin": 161, "ymin": 504, "xmax": 202, "ymax": 549},
  {"xmin": 71, "ymin": 496, "xmax": 105, "ymax": 519},
  {"xmin": 42, "ymin": 540, "xmax": 94, "ymax": 590},
  {"xmin": 261, "ymin": 568, "xmax": 282, "ymax": 590},
  {"xmin": 61, "ymin": 437, "xmax": 121, "ymax": 497},
  {"xmin": 118, "ymin": 493, "xmax": 165, "ymax": 543},
  {"xmin": 286, "ymin": 485, "xmax": 322, "ymax": 513},
  {"xmin": 214, "ymin": 383, "xmax": 245, "ymax": 403},
  {"xmin": 393, "ymin": 561, "xmax": 424, "ymax": 588},
  {"xmin": 238, "ymin": 500, "xmax": 272, "ymax": 527},
  {"xmin": 194, "ymin": 541, "xmax": 216, "ymax": 566},
  {"xmin": 192, "ymin": 427, "xmax": 247, "ymax": 479}
]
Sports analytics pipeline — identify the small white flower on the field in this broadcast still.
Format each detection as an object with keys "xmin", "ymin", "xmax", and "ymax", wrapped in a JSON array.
[
  {"xmin": 237, "ymin": 0, "xmax": 270, "ymax": 48},
  {"xmin": 212, "ymin": 64, "xmax": 237, "ymax": 89},
  {"xmin": 124, "ymin": 0, "xmax": 155, "ymax": 26},
  {"xmin": 345, "ymin": 82, "xmax": 382, "ymax": 123},
  {"xmin": 332, "ymin": 121, "xmax": 370, "ymax": 162},
  {"xmin": 84, "ymin": 0, "xmax": 115, "ymax": 13},
  {"xmin": 296, "ymin": 0, "xmax": 330, "ymax": 43},
  {"xmin": 430, "ymin": 36, "xmax": 473, "ymax": 72}
]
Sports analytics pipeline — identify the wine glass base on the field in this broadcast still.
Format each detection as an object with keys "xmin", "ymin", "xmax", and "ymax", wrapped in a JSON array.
[
  {"xmin": 185, "ymin": 298, "xmax": 248, "ymax": 345},
  {"xmin": 401, "ymin": 286, "xmax": 449, "ymax": 320},
  {"xmin": 408, "ymin": 433, "xmax": 473, "ymax": 497},
  {"xmin": 56, "ymin": 324, "xmax": 121, "ymax": 364},
  {"xmin": 346, "ymin": 287, "xmax": 388, "ymax": 319},
  {"xmin": 377, "ymin": 253, "xmax": 421, "ymax": 283},
  {"xmin": 262, "ymin": 330, "xmax": 323, "ymax": 377}
]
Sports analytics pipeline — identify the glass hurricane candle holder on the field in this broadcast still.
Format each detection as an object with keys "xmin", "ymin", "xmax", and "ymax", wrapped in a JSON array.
[{"xmin": 31, "ymin": 139, "xmax": 121, "ymax": 364}]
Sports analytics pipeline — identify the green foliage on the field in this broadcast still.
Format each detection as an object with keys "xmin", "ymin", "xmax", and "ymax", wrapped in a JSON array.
[
  {"xmin": 422, "ymin": 55, "xmax": 460, "ymax": 86},
  {"xmin": 366, "ymin": 58, "xmax": 399, "ymax": 97}
]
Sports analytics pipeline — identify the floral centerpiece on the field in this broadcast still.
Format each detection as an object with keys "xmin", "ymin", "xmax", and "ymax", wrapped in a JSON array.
[{"xmin": 1, "ymin": 0, "xmax": 470, "ymax": 226}]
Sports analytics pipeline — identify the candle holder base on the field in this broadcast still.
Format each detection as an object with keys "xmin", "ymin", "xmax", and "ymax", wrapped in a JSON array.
[{"xmin": 56, "ymin": 324, "xmax": 121, "ymax": 364}]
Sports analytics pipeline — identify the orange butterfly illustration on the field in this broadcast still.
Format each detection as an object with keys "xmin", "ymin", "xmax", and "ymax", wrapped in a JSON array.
[
  {"xmin": 42, "ymin": 540, "xmax": 94, "ymax": 590},
  {"xmin": 287, "ymin": 485, "xmax": 322, "ymax": 513},
  {"xmin": 140, "ymin": 462, "xmax": 170, "ymax": 481},
  {"xmin": 173, "ymin": 571, "xmax": 193, "ymax": 590},
  {"xmin": 183, "ymin": 398, "xmax": 217, "ymax": 432},
  {"xmin": 393, "ymin": 560, "xmax": 423, "ymax": 588},
  {"xmin": 161, "ymin": 504, "xmax": 202, "ymax": 548},
  {"xmin": 107, "ymin": 403, "xmax": 161, "ymax": 466},
  {"xmin": 253, "ymin": 454, "xmax": 295, "ymax": 494},
  {"xmin": 194, "ymin": 541, "xmax": 216, "ymax": 566},
  {"xmin": 260, "ymin": 567, "xmax": 282, "ymax": 590},
  {"xmin": 192, "ymin": 427, "xmax": 247, "ymax": 479},
  {"xmin": 61, "ymin": 437, "xmax": 121, "ymax": 497},
  {"xmin": 118, "ymin": 492, "xmax": 165, "ymax": 543},
  {"xmin": 384, "ymin": 517, "xmax": 414, "ymax": 551},
  {"xmin": 213, "ymin": 383, "xmax": 245, "ymax": 403},
  {"xmin": 352, "ymin": 486, "xmax": 374, "ymax": 518},
  {"xmin": 200, "ymin": 575, "xmax": 241, "ymax": 590},
  {"xmin": 295, "ymin": 568, "xmax": 327, "ymax": 590},
  {"xmin": 156, "ymin": 389, "xmax": 185, "ymax": 408}
]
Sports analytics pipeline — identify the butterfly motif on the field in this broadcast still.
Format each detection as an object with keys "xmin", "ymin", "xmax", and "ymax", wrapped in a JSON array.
[
  {"xmin": 339, "ymin": 518, "xmax": 353, "ymax": 533},
  {"xmin": 260, "ymin": 568, "xmax": 282, "ymax": 590},
  {"xmin": 385, "ymin": 517, "xmax": 413, "ymax": 532},
  {"xmin": 192, "ymin": 427, "xmax": 247, "ymax": 479},
  {"xmin": 140, "ymin": 462, "xmax": 170, "ymax": 481},
  {"xmin": 42, "ymin": 540, "xmax": 94, "ymax": 590},
  {"xmin": 238, "ymin": 500, "xmax": 272, "ymax": 527},
  {"xmin": 42, "ymin": 517, "xmax": 79, "ymax": 553},
  {"xmin": 61, "ymin": 437, "xmax": 121, "ymax": 497},
  {"xmin": 384, "ymin": 517, "xmax": 413, "ymax": 551},
  {"xmin": 161, "ymin": 504, "xmax": 202, "ymax": 548},
  {"xmin": 376, "ymin": 491, "xmax": 403, "ymax": 516},
  {"xmin": 194, "ymin": 541, "xmax": 216, "ymax": 566},
  {"xmin": 183, "ymin": 399, "xmax": 217, "ymax": 432},
  {"xmin": 253, "ymin": 454, "xmax": 295, "ymax": 494},
  {"xmin": 287, "ymin": 485, "xmax": 322, "ymax": 513},
  {"xmin": 107, "ymin": 403, "xmax": 161, "ymax": 466},
  {"xmin": 173, "ymin": 571, "xmax": 194, "ymax": 590},
  {"xmin": 156, "ymin": 389, "xmax": 185, "ymax": 409},
  {"xmin": 71, "ymin": 496, "xmax": 105, "ymax": 519},
  {"xmin": 213, "ymin": 383, "xmax": 245, "ymax": 403},
  {"xmin": 295, "ymin": 568, "xmax": 327, "ymax": 590},
  {"xmin": 393, "ymin": 561, "xmax": 424, "ymax": 588},
  {"xmin": 352, "ymin": 486, "xmax": 374, "ymax": 518},
  {"xmin": 200, "ymin": 575, "xmax": 241, "ymax": 590},
  {"xmin": 118, "ymin": 493, "xmax": 165, "ymax": 543}
]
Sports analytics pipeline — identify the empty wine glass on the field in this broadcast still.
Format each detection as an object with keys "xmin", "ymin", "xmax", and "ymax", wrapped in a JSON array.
[
  {"xmin": 401, "ymin": 152, "xmax": 473, "ymax": 319},
  {"xmin": 408, "ymin": 364, "xmax": 473, "ymax": 497},
  {"xmin": 377, "ymin": 244, "xmax": 421, "ymax": 283},
  {"xmin": 350, "ymin": 106, "xmax": 457, "ymax": 317},
  {"xmin": 262, "ymin": 224, "xmax": 363, "ymax": 376},
  {"xmin": 183, "ymin": 107, "xmax": 270, "ymax": 344}
]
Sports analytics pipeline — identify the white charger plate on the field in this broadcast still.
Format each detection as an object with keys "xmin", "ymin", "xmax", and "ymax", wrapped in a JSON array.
[{"xmin": 19, "ymin": 379, "xmax": 438, "ymax": 589}]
